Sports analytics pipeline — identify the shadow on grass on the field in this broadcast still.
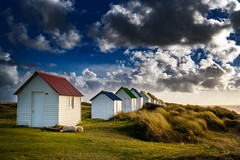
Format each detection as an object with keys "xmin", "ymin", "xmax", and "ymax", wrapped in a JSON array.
[
  {"xmin": 115, "ymin": 122, "xmax": 149, "ymax": 141},
  {"xmin": 154, "ymin": 153, "xmax": 240, "ymax": 160}
]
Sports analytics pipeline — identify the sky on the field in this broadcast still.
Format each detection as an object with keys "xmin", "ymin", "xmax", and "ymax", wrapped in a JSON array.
[{"xmin": 1, "ymin": 0, "xmax": 240, "ymax": 105}]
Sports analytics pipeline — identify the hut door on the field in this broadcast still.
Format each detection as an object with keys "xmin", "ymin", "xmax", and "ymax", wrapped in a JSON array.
[
  {"xmin": 124, "ymin": 98, "xmax": 130, "ymax": 112},
  {"xmin": 32, "ymin": 92, "xmax": 44, "ymax": 127}
]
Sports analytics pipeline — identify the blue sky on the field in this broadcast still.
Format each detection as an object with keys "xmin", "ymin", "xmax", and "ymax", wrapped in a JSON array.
[{"xmin": 1, "ymin": 0, "xmax": 240, "ymax": 105}]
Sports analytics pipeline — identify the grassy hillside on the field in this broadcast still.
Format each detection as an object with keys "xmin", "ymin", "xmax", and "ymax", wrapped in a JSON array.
[
  {"xmin": 112, "ymin": 103, "xmax": 240, "ymax": 143},
  {"xmin": 0, "ymin": 102, "xmax": 240, "ymax": 160}
]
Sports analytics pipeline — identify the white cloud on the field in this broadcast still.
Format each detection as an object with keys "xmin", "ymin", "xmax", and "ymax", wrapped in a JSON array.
[
  {"xmin": 53, "ymin": 28, "xmax": 81, "ymax": 49},
  {"xmin": 206, "ymin": 28, "xmax": 240, "ymax": 62},
  {"xmin": 48, "ymin": 63, "xmax": 57, "ymax": 68},
  {"xmin": 201, "ymin": 0, "xmax": 240, "ymax": 11},
  {"xmin": 0, "ymin": 48, "xmax": 19, "ymax": 87}
]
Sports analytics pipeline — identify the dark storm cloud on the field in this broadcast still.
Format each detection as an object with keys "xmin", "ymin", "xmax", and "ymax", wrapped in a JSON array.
[
  {"xmin": 159, "ymin": 63, "xmax": 226, "ymax": 92},
  {"xmin": 0, "ymin": 71, "xmax": 17, "ymax": 87},
  {"xmin": 90, "ymin": 0, "xmax": 228, "ymax": 51},
  {"xmin": 201, "ymin": 78, "xmax": 223, "ymax": 88},
  {"xmin": 230, "ymin": 10, "xmax": 240, "ymax": 31},
  {"xmin": 0, "ymin": 59, "xmax": 40, "ymax": 70},
  {"xmin": 199, "ymin": 64, "xmax": 224, "ymax": 78},
  {"xmin": 170, "ymin": 65, "xmax": 226, "ymax": 91},
  {"xmin": 85, "ymin": 81, "xmax": 102, "ymax": 91},
  {"xmin": 21, "ymin": 0, "xmax": 73, "ymax": 32},
  {"xmin": 160, "ymin": 75, "xmax": 200, "ymax": 92},
  {"xmin": 4, "ymin": 0, "xmax": 80, "ymax": 52}
]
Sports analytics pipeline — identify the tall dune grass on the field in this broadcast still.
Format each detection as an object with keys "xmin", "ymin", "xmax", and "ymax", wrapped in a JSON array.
[{"xmin": 113, "ymin": 103, "xmax": 240, "ymax": 142}]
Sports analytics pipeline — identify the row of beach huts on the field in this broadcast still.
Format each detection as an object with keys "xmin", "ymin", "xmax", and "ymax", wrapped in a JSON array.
[
  {"xmin": 90, "ymin": 87, "xmax": 165, "ymax": 120},
  {"xmin": 14, "ymin": 71, "xmax": 164, "ymax": 127}
]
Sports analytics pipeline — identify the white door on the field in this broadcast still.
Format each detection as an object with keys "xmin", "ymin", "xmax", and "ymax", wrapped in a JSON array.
[
  {"xmin": 124, "ymin": 98, "xmax": 130, "ymax": 112},
  {"xmin": 115, "ymin": 101, "xmax": 121, "ymax": 113},
  {"xmin": 32, "ymin": 92, "xmax": 44, "ymax": 127}
]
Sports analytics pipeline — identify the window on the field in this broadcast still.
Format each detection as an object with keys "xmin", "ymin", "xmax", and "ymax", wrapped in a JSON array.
[{"xmin": 69, "ymin": 97, "xmax": 74, "ymax": 109}]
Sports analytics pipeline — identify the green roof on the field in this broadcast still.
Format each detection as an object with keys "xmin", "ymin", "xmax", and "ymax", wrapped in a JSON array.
[
  {"xmin": 140, "ymin": 91, "xmax": 151, "ymax": 99},
  {"xmin": 116, "ymin": 87, "xmax": 137, "ymax": 98}
]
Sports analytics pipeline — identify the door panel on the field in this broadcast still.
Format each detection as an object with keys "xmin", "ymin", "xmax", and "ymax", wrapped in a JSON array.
[
  {"xmin": 32, "ymin": 92, "xmax": 44, "ymax": 127},
  {"xmin": 124, "ymin": 98, "xmax": 130, "ymax": 112}
]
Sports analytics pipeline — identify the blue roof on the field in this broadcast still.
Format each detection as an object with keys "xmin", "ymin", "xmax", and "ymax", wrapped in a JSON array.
[
  {"xmin": 90, "ymin": 90, "xmax": 122, "ymax": 101},
  {"xmin": 131, "ymin": 88, "xmax": 143, "ymax": 97}
]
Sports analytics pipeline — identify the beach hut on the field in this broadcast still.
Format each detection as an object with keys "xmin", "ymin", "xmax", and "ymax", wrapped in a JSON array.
[
  {"xmin": 14, "ymin": 71, "xmax": 83, "ymax": 127},
  {"xmin": 159, "ymin": 99, "xmax": 165, "ymax": 105},
  {"xmin": 115, "ymin": 87, "xmax": 137, "ymax": 112},
  {"xmin": 140, "ymin": 91, "xmax": 151, "ymax": 104},
  {"xmin": 150, "ymin": 94, "xmax": 161, "ymax": 105},
  {"xmin": 130, "ymin": 88, "xmax": 143, "ymax": 109},
  {"xmin": 90, "ymin": 90, "xmax": 122, "ymax": 120},
  {"xmin": 147, "ymin": 92, "xmax": 157, "ymax": 104}
]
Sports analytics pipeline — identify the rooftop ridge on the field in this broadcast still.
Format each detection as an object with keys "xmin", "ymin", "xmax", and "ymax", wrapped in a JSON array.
[
  {"xmin": 140, "ymin": 91, "xmax": 151, "ymax": 99},
  {"xmin": 14, "ymin": 71, "xmax": 83, "ymax": 97},
  {"xmin": 116, "ymin": 87, "xmax": 137, "ymax": 98},
  {"xmin": 36, "ymin": 71, "xmax": 66, "ymax": 79},
  {"xmin": 90, "ymin": 90, "xmax": 122, "ymax": 101},
  {"xmin": 131, "ymin": 88, "xmax": 143, "ymax": 97}
]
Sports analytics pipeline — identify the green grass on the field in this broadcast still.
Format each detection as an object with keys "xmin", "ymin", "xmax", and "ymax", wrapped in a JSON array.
[{"xmin": 0, "ymin": 102, "xmax": 240, "ymax": 159}]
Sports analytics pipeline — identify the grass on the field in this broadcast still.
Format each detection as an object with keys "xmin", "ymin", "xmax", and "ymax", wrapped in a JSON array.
[
  {"xmin": 0, "ymin": 102, "xmax": 240, "ymax": 159},
  {"xmin": 113, "ymin": 103, "xmax": 240, "ymax": 143}
]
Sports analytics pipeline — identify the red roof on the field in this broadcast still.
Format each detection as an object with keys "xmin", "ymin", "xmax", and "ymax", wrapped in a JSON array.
[
  {"xmin": 148, "ymin": 93, "xmax": 159, "ymax": 101},
  {"xmin": 151, "ymin": 94, "xmax": 160, "ymax": 102},
  {"xmin": 14, "ymin": 71, "xmax": 84, "ymax": 97}
]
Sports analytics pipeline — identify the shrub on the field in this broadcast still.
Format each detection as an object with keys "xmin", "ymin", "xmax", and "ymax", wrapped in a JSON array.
[
  {"xmin": 142, "ymin": 103, "xmax": 160, "ymax": 110},
  {"xmin": 112, "ymin": 103, "xmax": 238, "ymax": 142},
  {"xmin": 169, "ymin": 116, "xmax": 205, "ymax": 136},
  {"xmin": 155, "ymin": 108, "xmax": 170, "ymax": 117},
  {"xmin": 224, "ymin": 120, "xmax": 240, "ymax": 128},
  {"xmin": 169, "ymin": 110, "xmax": 180, "ymax": 116},
  {"xmin": 208, "ymin": 106, "xmax": 240, "ymax": 120},
  {"xmin": 197, "ymin": 111, "xmax": 226, "ymax": 131},
  {"xmin": 136, "ymin": 110, "xmax": 173, "ymax": 142}
]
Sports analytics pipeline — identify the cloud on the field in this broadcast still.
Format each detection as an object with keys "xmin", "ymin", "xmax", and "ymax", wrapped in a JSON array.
[
  {"xmin": 0, "ymin": 48, "xmax": 19, "ymax": 88},
  {"xmin": 86, "ymin": 0, "xmax": 240, "ymax": 94},
  {"xmin": 206, "ymin": 28, "xmax": 240, "ymax": 63},
  {"xmin": 89, "ymin": 0, "xmax": 235, "ymax": 52},
  {"xmin": 202, "ymin": 0, "xmax": 240, "ymax": 11},
  {"xmin": 52, "ymin": 28, "xmax": 81, "ymax": 49},
  {"xmin": 60, "ymin": 68, "xmax": 103, "ymax": 94},
  {"xmin": 5, "ymin": 0, "xmax": 81, "ymax": 53},
  {"xmin": 0, "ymin": 47, "xmax": 42, "ymax": 101},
  {"xmin": 22, "ymin": 0, "xmax": 74, "ymax": 32},
  {"xmin": 120, "ymin": 48, "xmax": 237, "ymax": 93},
  {"xmin": 48, "ymin": 63, "xmax": 57, "ymax": 68}
]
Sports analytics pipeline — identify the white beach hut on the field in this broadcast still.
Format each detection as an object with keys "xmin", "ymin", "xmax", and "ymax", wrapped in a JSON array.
[
  {"xmin": 130, "ymin": 88, "xmax": 143, "ymax": 109},
  {"xmin": 115, "ymin": 87, "xmax": 137, "ymax": 112},
  {"xmin": 140, "ymin": 91, "xmax": 151, "ymax": 104},
  {"xmin": 147, "ymin": 92, "xmax": 157, "ymax": 104},
  {"xmin": 14, "ymin": 71, "xmax": 84, "ymax": 127},
  {"xmin": 90, "ymin": 90, "xmax": 122, "ymax": 120}
]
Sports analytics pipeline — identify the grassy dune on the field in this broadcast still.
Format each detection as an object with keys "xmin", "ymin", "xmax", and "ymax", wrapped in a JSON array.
[
  {"xmin": 0, "ymin": 102, "xmax": 240, "ymax": 159},
  {"xmin": 113, "ymin": 103, "xmax": 240, "ymax": 143}
]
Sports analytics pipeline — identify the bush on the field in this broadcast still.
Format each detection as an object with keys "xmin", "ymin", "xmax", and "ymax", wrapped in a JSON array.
[
  {"xmin": 112, "ymin": 103, "xmax": 238, "ymax": 142},
  {"xmin": 142, "ymin": 103, "xmax": 161, "ymax": 110},
  {"xmin": 224, "ymin": 120, "xmax": 240, "ymax": 128},
  {"xmin": 196, "ymin": 111, "xmax": 226, "ymax": 131},
  {"xmin": 208, "ymin": 106, "xmax": 240, "ymax": 120}
]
